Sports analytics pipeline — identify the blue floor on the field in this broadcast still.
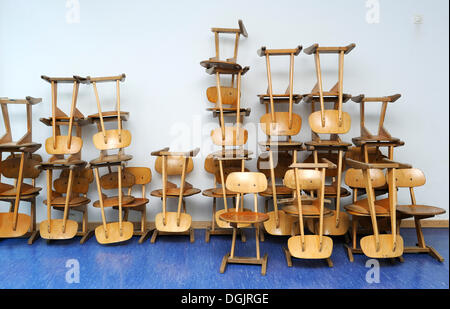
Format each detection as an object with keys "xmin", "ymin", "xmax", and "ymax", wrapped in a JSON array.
[{"xmin": 0, "ymin": 228, "xmax": 448, "ymax": 289}]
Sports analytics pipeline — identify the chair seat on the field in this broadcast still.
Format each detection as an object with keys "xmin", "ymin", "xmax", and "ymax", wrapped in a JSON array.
[
  {"xmin": 0, "ymin": 183, "xmax": 42, "ymax": 197},
  {"xmin": 90, "ymin": 154, "xmax": 133, "ymax": 165},
  {"xmin": 151, "ymin": 188, "xmax": 201, "ymax": 198},
  {"xmin": 258, "ymin": 141, "xmax": 304, "ymax": 150},
  {"xmin": 93, "ymin": 196, "xmax": 135, "ymax": 208},
  {"xmin": 49, "ymin": 197, "xmax": 91, "ymax": 208},
  {"xmin": 324, "ymin": 185, "xmax": 351, "ymax": 197},
  {"xmin": 397, "ymin": 205, "xmax": 446, "ymax": 217},
  {"xmin": 344, "ymin": 199, "xmax": 390, "ymax": 216},
  {"xmin": 282, "ymin": 202, "xmax": 333, "ymax": 217},
  {"xmin": 259, "ymin": 185, "xmax": 293, "ymax": 197},
  {"xmin": 88, "ymin": 111, "xmax": 129, "ymax": 121},
  {"xmin": 114, "ymin": 198, "xmax": 149, "ymax": 208},
  {"xmin": 202, "ymin": 188, "xmax": 239, "ymax": 198},
  {"xmin": 44, "ymin": 196, "xmax": 90, "ymax": 207},
  {"xmin": 211, "ymin": 149, "xmax": 252, "ymax": 159},
  {"xmin": 219, "ymin": 211, "xmax": 269, "ymax": 224}
]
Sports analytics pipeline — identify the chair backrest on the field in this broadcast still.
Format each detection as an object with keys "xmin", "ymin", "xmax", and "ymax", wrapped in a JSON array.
[
  {"xmin": 0, "ymin": 154, "xmax": 42, "ymax": 179},
  {"xmin": 45, "ymin": 136, "xmax": 83, "ymax": 155},
  {"xmin": 387, "ymin": 168, "xmax": 425, "ymax": 188},
  {"xmin": 226, "ymin": 172, "xmax": 267, "ymax": 194},
  {"xmin": 124, "ymin": 167, "xmax": 152, "ymax": 185},
  {"xmin": 206, "ymin": 87, "xmax": 239, "ymax": 106},
  {"xmin": 344, "ymin": 168, "xmax": 386, "ymax": 189},
  {"xmin": 309, "ymin": 110, "xmax": 351, "ymax": 134},
  {"xmin": 284, "ymin": 169, "xmax": 323, "ymax": 191},
  {"xmin": 211, "ymin": 126, "xmax": 248, "ymax": 146},
  {"xmin": 54, "ymin": 168, "xmax": 93, "ymax": 195},
  {"xmin": 260, "ymin": 112, "xmax": 302, "ymax": 136},
  {"xmin": 100, "ymin": 169, "xmax": 136, "ymax": 190},
  {"xmin": 257, "ymin": 152, "xmax": 292, "ymax": 179},
  {"xmin": 155, "ymin": 156, "xmax": 194, "ymax": 176},
  {"xmin": 92, "ymin": 129, "xmax": 132, "ymax": 150}
]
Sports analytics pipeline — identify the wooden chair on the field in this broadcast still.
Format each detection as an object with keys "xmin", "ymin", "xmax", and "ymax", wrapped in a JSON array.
[
  {"xmin": 44, "ymin": 168, "xmax": 94, "ymax": 244},
  {"xmin": 0, "ymin": 153, "xmax": 41, "ymax": 243},
  {"xmin": 283, "ymin": 161, "xmax": 336, "ymax": 267},
  {"xmin": 39, "ymin": 76, "xmax": 87, "ymax": 241},
  {"xmin": 150, "ymin": 148, "xmax": 201, "ymax": 243},
  {"xmin": 203, "ymin": 155, "xmax": 248, "ymax": 243},
  {"xmin": 345, "ymin": 158, "xmax": 410, "ymax": 260},
  {"xmin": 0, "ymin": 97, "xmax": 42, "ymax": 241},
  {"xmin": 393, "ymin": 168, "xmax": 446, "ymax": 261},
  {"xmin": 301, "ymin": 43, "xmax": 356, "ymax": 236},
  {"xmin": 256, "ymin": 46, "xmax": 305, "ymax": 237},
  {"xmin": 113, "ymin": 167, "xmax": 153, "ymax": 244},
  {"xmin": 219, "ymin": 172, "xmax": 270, "ymax": 275},
  {"xmin": 92, "ymin": 165, "xmax": 143, "ymax": 244},
  {"xmin": 351, "ymin": 94, "xmax": 404, "ymax": 162},
  {"xmin": 200, "ymin": 20, "xmax": 248, "ymax": 67}
]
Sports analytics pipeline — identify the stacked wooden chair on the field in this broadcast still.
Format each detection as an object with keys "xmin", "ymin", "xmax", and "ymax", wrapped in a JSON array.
[
  {"xmin": 83, "ymin": 74, "xmax": 136, "ymax": 244},
  {"xmin": 39, "ymin": 76, "xmax": 91, "ymax": 241},
  {"xmin": 219, "ymin": 172, "xmax": 270, "ymax": 275},
  {"xmin": 300, "ymin": 43, "xmax": 356, "ymax": 237},
  {"xmin": 256, "ymin": 46, "xmax": 304, "ymax": 238},
  {"xmin": 201, "ymin": 20, "xmax": 253, "ymax": 242},
  {"xmin": 0, "ymin": 97, "xmax": 42, "ymax": 244},
  {"xmin": 150, "ymin": 148, "xmax": 200, "ymax": 243},
  {"xmin": 282, "ymin": 160, "xmax": 337, "ymax": 267}
]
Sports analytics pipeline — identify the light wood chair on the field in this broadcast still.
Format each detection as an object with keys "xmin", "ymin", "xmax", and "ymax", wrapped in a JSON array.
[
  {"xmin": 203, "ymin": 155, "xmax": 248, "ymax": 243},
  {"xmin": 301, "ymin": 43, "xmax": 356, "ymax": 236},
  {"xmin": 39, "ymin": 76, "xmax": 87, "ymax": 241},
  {"xmin": 283, "ymin": 161, "xmax": 336, "ymax": 267},
  {"xmin": 256, "ymin": 46, "xmax": 305, "ymax": 237},
  {"xmin": 219, "ymin": 172, "xmax": 270, "ymax": 275},
  {"xmin": 200, "ymin": 20, "xmax": 248, "ymax": 67},
  {"xmin": 150, "ymin": 148, "xmax": 201, "ymax": 243},
  {"xmin": 392, "ymin": 168, "xmax": 446, "ymax": 261},
  {"xmin": 0, "ymin": 97, "xmax": 42, "ymax": 241},
  {"xmin": 345, "ymin": 158, "xmax": 411, "ymax": 260},
  {"xmin": 351, "ymin": 94, "xmax": 404, "ymax": 162},
  {"xmin": 0, "ymin": 153, "xmax": 42, "ymax": 243},
  {"xmin": 45, "ymin": 168, "xmax": 94, "ymax": 244},
  {"xmin": 113, "ymin": 167, "xmax": 153, "ymax": 244}
]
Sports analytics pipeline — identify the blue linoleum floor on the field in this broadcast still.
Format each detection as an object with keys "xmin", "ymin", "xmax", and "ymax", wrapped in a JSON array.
[{"xmin": 0, "ymin": 228, "xmax": 448, "ymax": 289}]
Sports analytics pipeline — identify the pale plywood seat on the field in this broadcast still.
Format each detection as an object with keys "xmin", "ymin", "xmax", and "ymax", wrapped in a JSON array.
[
  {"xmin": 282, "ymin": 203, "xmax": 333, "ymax": 217},
  {"xmin": 48, "ymin": 197, "xmax": 91, "ymax": 208},
  {"xmin": 88, "ymin": 111, "xmax": 129, "ymax": 121},
  {"xmin": 324, "ymin": 185, "xmax": 350, "ymax": 197},
  {"xmin": 258, "ymin": 94, "xmax": 303, "ymax": 104},
  {"xmin": 150, "ymin": 188, "xmax": 201, "ymax": 198},
  {"xmin": 40, "ymin": 159, "xmax": 86, "ymax": 167},
  {"xmin": 259, "ymin": 185, "xmax": 293, "ymax": 197},
  {"xmin": 93, "ymin": 196, "xmax": 135, "ymax": 208},
  {"xmin": 112, "ymin": 198, "xmax": 149, "ymax": 208},
  {"xmin": 211, "ymin": 149, "xmax": 252, "ymax": 159},
  {"xmin": 89, "ymin": 154, "xmax": 133, "ymax": 166},
  {"xmin": 0, "ymin": 184, "xmax": 42, "ymax": 197},
  {"xmin": 219, "ymin": 211, "xmax": 269, "ymax": 225},
  {"xmin": 202, "ymin": 188, "xmax": 240, "ymax": 198}
]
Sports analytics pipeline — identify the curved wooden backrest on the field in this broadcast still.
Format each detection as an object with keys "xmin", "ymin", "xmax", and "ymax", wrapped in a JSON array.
[
  {"xmin": 226, "ymin": 172, "xmax": 267, "ymax": 194},
  {"xmin": 206, "ymin": 86, "xmax": 238, "ymax": 106},
  {"xmin": 257, "ymin": 152, "xmax": 292, "ymax": 179},
  {"xmin": 60, "ymin": 168, "xmax": 94, "ymax": 183},
  {"xmin": 284, "ymin": 169, "xmax": 322, "ymax": 191},
  {"xmin": 344, "ymin": 168, "xmax": 385, "ymax": 189},
  {"xmin": 388, "ymin": 168, "xmax": 425, "ymax": 188},
  {"xmin": 92, "ymin": 129, "xmax": 132, "ymax": 151},
  {"xmin": 155, "ymin": 156, "xmax": 194, "ymax": 176},
  {"xmin": 309, "ymin": 110, "xmax": 351, "ymax": 134},
  {"xmin": 204, "ymin": 155, "xmax": 216, "ymax": 174},
  {"xmin": 211, "ymin": 126, "xmax": 248, "ymax": 146},
  {"xmin": 100, "ymin": 170, "xmax": 135, "ymax": 190},
  {"xmin": 0, "ymin": 154, "xmax": 42, "ymax": 179},
  {"xmin": 303, "ymin": 153, "xmax": 343, "ymax": 177},
  {"xmin": 54, "ymin": 172, "xmax": 93, "ymax": 195},
  {"xmin": 260, "ymin": 112, "xmax": 302, "ymax": 136},
  {"xmin": 124, "ymin": 167, "xmax": 152, "ymax": 185},
  {"xmin": 45, "ymin": 136, "xmax": 83, "ymax": 155}
]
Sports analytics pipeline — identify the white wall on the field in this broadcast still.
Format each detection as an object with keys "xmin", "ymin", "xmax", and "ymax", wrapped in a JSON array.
[{"xmin": 0, "ymin": 0, "xmax": 448, "ymax": 223}]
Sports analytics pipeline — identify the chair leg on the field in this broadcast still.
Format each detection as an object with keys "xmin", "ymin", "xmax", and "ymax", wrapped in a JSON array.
[{"xmin": 150, "ymin": 229, "xmax": 158, "ymax": 243}]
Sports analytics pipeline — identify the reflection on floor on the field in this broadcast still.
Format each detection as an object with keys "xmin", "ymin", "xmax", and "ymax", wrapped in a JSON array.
[{"xmin": 0, "ymin": 228, "xmax": 448, "ymax": 289}]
